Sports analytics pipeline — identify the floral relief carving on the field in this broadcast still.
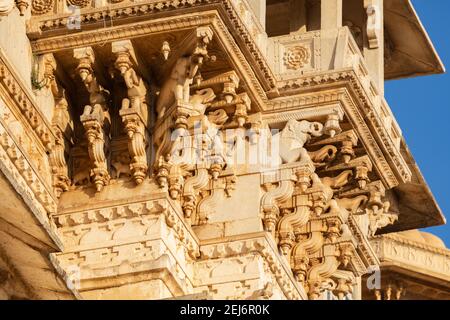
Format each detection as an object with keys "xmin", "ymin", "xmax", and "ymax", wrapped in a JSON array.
[
  {"xmin": 66, "ymin": 0, "xmax": 90, "ymax": 7},
  {"xmin": 283, "ymin": 46, "xmax": 311, "ymax": 70},
  {"xmin": 31, "ymin": 0, "xmax": 53, "ymax": 15}
]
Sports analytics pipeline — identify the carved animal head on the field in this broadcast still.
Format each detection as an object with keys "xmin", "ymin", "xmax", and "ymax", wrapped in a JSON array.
[{"xmin": 284, "ymin": 120, "xmax": 324, "ymax": 139}]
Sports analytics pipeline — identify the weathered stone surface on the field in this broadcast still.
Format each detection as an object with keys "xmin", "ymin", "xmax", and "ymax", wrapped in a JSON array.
[{"xmin": 0, "ymin": 0, "xmax": 447, "ymax": 301}]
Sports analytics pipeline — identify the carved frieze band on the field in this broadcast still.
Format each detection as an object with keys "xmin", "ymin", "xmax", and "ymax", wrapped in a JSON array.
[
  {"xmin": 372, "ymin": 235, "xmax": 450, "ymax": 279},
  {"xmin": 0, "ymin": 120, "xmax": 61, "ymax": 248}
]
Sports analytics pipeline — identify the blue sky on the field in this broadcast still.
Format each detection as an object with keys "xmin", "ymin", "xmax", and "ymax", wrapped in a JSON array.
[{"xmin": 385, "ymin": 0, "xmax": 450, "ymax": 246}]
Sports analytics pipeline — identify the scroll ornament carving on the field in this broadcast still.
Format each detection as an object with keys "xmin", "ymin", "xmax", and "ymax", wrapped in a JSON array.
[
  {"xmin": 283, "ymin": 46, "xmax": 311, "ymax": 70},
  {"xmin": 152, "ymin": 28, "xmax": 268, "ymax": 226},
  {"xmin": 259, "ymin": 117, "xmax": 390, "ymax": 299},
  {"xmin": 49, "ymin": 132, "xmax": 70, "ymax": 198},
  {"xmin": 66, "ymin": 0, "xmax": 90, "ymax": 8},
  {"xmin": 80, "ymin": 108, "xmax": 110, "ymax": 192},
  {"xmin": 113, "ymin": 42, "xmax": 149, "ymax": 185},
  {"xmin": 40, "ymin": 53, "xmax": 73, "ymax": 198},
  {"xmin": 75, "ymin": 47, "xmax": 110, "ymax": 192},
  {"xmin": 31, "ymin": 0, "xmax": 53, "ymax": 15},
  {"xmin": 366, "ymin": 3, "xmax": 380, "ymax": 49}
]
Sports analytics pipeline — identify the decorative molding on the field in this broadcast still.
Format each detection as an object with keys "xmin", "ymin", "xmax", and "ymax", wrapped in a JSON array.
[{"xmin": 0, "ymin": 119, "xmax": 62, "ymax": 249}]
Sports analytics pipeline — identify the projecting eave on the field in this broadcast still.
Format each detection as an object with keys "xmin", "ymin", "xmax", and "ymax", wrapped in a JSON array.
[
  {"xmin": 379, "ymin": 139, "xmax": 446, "ymax": 234},
  {"xmin": 384, "ymin": 0, "xmax": 445, "ymax": 80}
]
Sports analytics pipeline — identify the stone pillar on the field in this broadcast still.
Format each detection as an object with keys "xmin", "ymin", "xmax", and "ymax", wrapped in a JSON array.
[
  {"xmin": 321, "ymin": 0, "xmax": 343, "ymax": 30},
  {"xmin": 320, "ymin": 0, "xmax": 343, "ymax": 70}
]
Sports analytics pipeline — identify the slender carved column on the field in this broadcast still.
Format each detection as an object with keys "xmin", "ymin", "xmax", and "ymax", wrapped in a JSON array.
[
  {"xmin": 40, "ymin": 53, "xmax": 73, "ymax": 198},
  {"xmin": 75, "ymin": 47, "xmax": 110, "ymax": 192},
  {"xmin": 112, "ymin": 40, "xmax": 149, "ymax": 185}
]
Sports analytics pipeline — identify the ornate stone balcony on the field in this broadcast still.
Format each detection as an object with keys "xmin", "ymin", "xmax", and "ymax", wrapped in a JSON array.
[
  {"xmin": 0, "ymin": 0, "xmax": 446, "ymax": 301},
  {"xmin": 364, "ymin": 231, "xmax": 450, "ymax": 300}
]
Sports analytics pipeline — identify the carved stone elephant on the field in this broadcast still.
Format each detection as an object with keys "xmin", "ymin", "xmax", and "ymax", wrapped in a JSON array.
[
  {"xmin": 274, "ymin": 119, "xmax": 324, "ymax": 164},
  {"xmin": 156, "ymin": 56, "xmax": 194, "ymax": 119}
]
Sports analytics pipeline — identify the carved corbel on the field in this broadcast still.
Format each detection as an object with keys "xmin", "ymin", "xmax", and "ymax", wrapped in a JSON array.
[
  {"xmin": 323, "ymin": 112, "xmax": 342, "ymax": 138},
  {"xmin": 191, "ymin": 26, "xmax": 214, "ymax": 75},
  {"xmin": 366, "ymin": 183, "xmax": 396, "ymax": 236},
  {"xmin": 312, "ymin": 130, "xmax": 358, "ymax": 164},
  {"xmin": 292, "ymin": 223, "xmax": 325, "ymax": 283},
  {"xmin": 261, "ymin": 169, "xmax": 296, "ymax": 235},
  {"xmin": 80, "ymin": 110, "xmax": 110, "ymax": 192},
  {"xmin": 354, "ymin": 158, "xmax": 372, "ymax": 189},
  {"xmin": 337, "ymin": 244, "xmax": 354, "ymax": 268},
  {"xmin": 168, "ymin": 164, "xmax": 184, "ymax": 200},
  {"xmin": 121, "ymin": 115, "xmax": 147, "ymax": 184},
  {"xmin": 307, "ymin": 250, "xmax": 340, "ymax": 300},
  {"xmin": 325, "ymin": 217, "xmax": 342, "ymax": 243},
  {"xmin": 365, "ymin": 0, "xmax": 381, "ymax": 49},
  {"xmin": 183, "ymin": 166, "xmax": 209, "ymax": 222},
  {"xmin": 75, "ymin": 47, "xmax": 110, "ymax": 192},
  {"xmin": 49, "ymin": 131, "xmax": 70, "ymax": 198},
  {"xmin": 43, "ymin": 53, "xmax": 72, "ymax": 198},
  {"xmin": 113, "ymin": 40, "xmax": 149, "ymax": 185},
  {"xmin": 156, "ymin": 156, "xmax": 171, "ymax": 190},
  {"xmin": 196, "ymin": 178, "xmax": 226, "ymax": 225},
  {"xmin": 234, "ymin": 93, "xmax": 251, "ymax": 127},
  {"xmin": 277, "ymin": 164, "xmax": 330, "ymax": 256},
  {"xmin": 333, "ymin": 278, "xmax": 354, "ymax": 300}
]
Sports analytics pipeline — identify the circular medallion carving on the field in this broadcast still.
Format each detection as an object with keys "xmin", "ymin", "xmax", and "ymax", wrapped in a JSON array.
[
  {"xmin": 31, "ymin": 0, "xmax": 54, "ymax": 15},
  {"xmin": 66, "ymin": 0, "xmax": 91, "ymax": 7},
  {"xmin": 283, "ymin": 46, "xmax": 311, "ymax": 70}
]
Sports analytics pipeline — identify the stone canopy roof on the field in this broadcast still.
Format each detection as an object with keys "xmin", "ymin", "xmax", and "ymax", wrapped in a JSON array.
[{"xmin": 384, "ymin": 0, "xmax": 445, "ymax": 80}]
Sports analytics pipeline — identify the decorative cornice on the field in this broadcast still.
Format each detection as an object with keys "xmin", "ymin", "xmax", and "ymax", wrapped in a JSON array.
[
  {"xmin": 0, "ymin": 119, "xmax": 62, "ymax": 249},
  {"xmin": 375, "ymin": 234, "xmax": 450, "ymax": 257},
  {"xmin": 54, "ymin": 198, "xmax": 199, "ymax": 255},
  {"xmin": 199, "ymin": 233, "xmax": 307, "ymax": 300},
  {"xmin": 27, "ymin": 0, "xmax": 275, "ymax": 94}
]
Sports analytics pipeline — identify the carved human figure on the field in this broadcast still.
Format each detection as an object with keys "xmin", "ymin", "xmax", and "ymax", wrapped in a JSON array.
[
  {"xmin": 274, "ymin": 119, "xmax": 324, "ymax": 164},
  {"xmin": 80, "ymin": 71, "xmax": 109, "ymax": 116},
  {"xmin": 156, "ymin": 56, "xmax": 197, "ymax": 119},
  {"xmin": 120, "ymin": 67, "xmax": 147, "ymax": 112}
]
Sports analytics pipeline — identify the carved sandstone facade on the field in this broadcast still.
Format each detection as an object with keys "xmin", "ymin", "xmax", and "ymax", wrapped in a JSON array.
[{"xmin": 0, "ymin": 0, "xmax": 448, "ymax": 300}]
